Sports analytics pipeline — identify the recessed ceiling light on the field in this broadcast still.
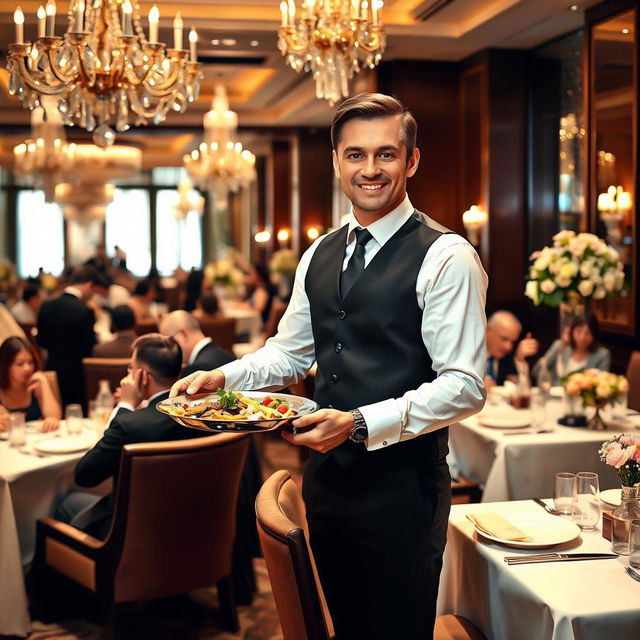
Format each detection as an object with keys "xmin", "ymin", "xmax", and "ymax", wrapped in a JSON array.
[
  {"xmin": 569, "ymin": 4, "xmax": 578, "ymax": 10},
  {"xmin": 622, "ymin": 28, "xmax": 630, "ymax": 34},
  {"xmin": 250, "ymin": 40, "xmax": 259, "ymax": 47},
  {"xmin": 222, "ymin": 38, "xmax": 237, "ymax": 46},
  {"xmin": 211, "ymin": 39, "xmax": 220, "ymax": 45}
]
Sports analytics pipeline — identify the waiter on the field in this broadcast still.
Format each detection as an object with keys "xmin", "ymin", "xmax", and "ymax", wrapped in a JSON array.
[{"xmin": 171, "ymin": 93, "xmax": 487, "ymax": 639}]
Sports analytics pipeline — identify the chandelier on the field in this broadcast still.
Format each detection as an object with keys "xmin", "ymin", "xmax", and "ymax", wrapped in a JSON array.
[
  {"xmin": 8, "ymin": 1, "xmax": 202, "ymax": 148},
  {"xmin": 183, "ymin": 84, "xmax": 256, "ymax": 207},
  {"xmin": 278, "ymin": 0, "xmax": 386, "ymax": 105},
  {"xmin": 173, "ymin": 178, "xmax": 204, "ymax": 221}
]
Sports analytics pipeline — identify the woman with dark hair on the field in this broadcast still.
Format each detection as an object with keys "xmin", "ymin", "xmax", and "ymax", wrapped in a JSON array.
[
  {"xmin": 0, "ymin": 336, "xmax": 61, "ymax": 432},
  {"xmin": 242, "ymin": 263, "xmax": 276, "ymax": 324},
  {"xmin": 184, "ymin": 269, "xmax": 204, "ymax": 312},
  {"xmin": 534, "ymin": 313, "xmax": 611, "ymax": 385}
]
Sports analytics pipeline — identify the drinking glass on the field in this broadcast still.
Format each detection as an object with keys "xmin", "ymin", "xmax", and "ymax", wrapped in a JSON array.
[
  {"xmin": 8, "ymin": 411, "xmax": 26, "ymax": 448},
  {"xmin": 553, "ymin": 472, "xmax": 575, "ymax": 515},
  {"xmin": 65, "ymin": 404, "xmax": 83, "ymax": 436},
  {"xmin": 572, "ymin": 472, "xmax": 600, "ymax": 530},
  {"xmin": 531, "ymin": 389, "xmax": 547, "ymax": 429},
  {"xmin": 629, "ymin": 519, "xmax": 640, "ymax": 569}
]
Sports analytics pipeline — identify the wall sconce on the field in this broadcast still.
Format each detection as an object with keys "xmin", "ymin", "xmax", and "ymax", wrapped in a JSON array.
[
  {"xmin": 306, "ymin": 226, "xmax": 320, "ymax": 241},
  {"xmin": 462, "ymin": 205, "xmax": 488, "ymax": 246},
  {"xmin": 277, "ymin": 228, "xmax": 290, "ymax": 245},
  {"xmin": 254, "ymin": 230, "xmax": 271, "ymax": 243},
  {"xmin": 597, "ymin": 185, "xmax": 631, "ymax": 245}
]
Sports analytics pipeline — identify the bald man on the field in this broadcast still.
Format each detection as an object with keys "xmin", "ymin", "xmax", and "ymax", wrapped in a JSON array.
[
  {"xmin": 159, "ymin": 310, "xmax": 235, "ymax": 376},
  {"xmin": 485, "ymin": 310, "xmax": 538, "ymax": 387}
]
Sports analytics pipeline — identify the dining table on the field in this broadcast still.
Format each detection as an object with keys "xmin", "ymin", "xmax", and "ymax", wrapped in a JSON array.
[
  {"xmin": 437, "ymin": 499, "xmax": 640, "ymax": 640},
  {"xmin": 0, "ymin": 421, "xmax": 107, "ymax": 637},
  {"xmin": 449, "ymin": 390, "xmax": 640, "ymax": 502}
]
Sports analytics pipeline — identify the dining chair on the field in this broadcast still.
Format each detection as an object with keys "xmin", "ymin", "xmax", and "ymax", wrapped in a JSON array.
[
  {"xmin": 34, "ymin": 432, "xmax": 249, "ymax": 634},
  {"xmin": 198, "ymin": 316, "xmax": 236, "ymax": 352},
  {"xmin": 42, "ymin": 370, "xmax": 62, "ymax": 406},
  {"xmin": 256, "ymin": 470, "xmax": 487, "ymax": 640},
  {"xmin": 451, "ymin": 473, "xmax": 483, "ymax": 504},
  {"xmin": 134, "ymin": 320, "xmax": 159, "ymax": 336},
  {"xmin": 626, "ymin": 351, "xmax": 640, "ymax": 412},
  {"xmin": 82, "ymin": 357, "xmax": 129, "ymax": 406}
]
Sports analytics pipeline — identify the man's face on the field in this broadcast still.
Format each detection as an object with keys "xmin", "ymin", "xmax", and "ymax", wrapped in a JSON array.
[
  {"xmin": 486, "ymin": 322, "xmax": 521, "ymax": 359},
  {"xmin": 332, "ymin": 114, "xmax": 419, "ymax": 221}
]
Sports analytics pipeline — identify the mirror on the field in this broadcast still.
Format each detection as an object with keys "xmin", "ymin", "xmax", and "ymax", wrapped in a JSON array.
[{"xmin": 591, "ymin": 8, "xmax": 636, "ymax": 332}]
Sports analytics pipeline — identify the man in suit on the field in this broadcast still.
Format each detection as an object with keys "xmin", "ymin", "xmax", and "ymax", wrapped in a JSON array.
[
  {"xmin": 37, "ymin": 265, "xmax": 99, "ymax": 408},
  {"xmin": 159, "ymin": 310, "xmax": 235, "ymax": 376},
  {"xmin": 171, "ymin": 93, "xmax": 488, "ymax": 639},
  {"xmin": 93, "ymin": 305, "xmax": 137, "ymax": 358},
  {"xmin": 485, "ymin": 310, "xmax": 539, "ymax": 386},
  {"xmin": 56, "ymin": 334, "xmax": 204, "ymax": 539}
]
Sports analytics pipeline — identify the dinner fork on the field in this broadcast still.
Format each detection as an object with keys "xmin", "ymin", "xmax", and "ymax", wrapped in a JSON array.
[
  {"xmin": 625, "ymin": 566, "xmax": 640, "ymax": 582},
  {"xmin": 532, "ymin": 497, "xmax": 563, "ymax": 516}
]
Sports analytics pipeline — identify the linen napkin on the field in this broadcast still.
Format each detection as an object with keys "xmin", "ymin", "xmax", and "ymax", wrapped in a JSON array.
[{"xmin": 466, "ymin": 513, "xmax": 533, "ymax": 541}]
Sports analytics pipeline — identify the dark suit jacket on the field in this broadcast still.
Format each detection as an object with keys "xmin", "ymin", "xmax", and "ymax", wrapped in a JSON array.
[
  {"xmin": 37, "ymin": 292, "xmax": 96, "ymax": 407},
  {"xmin": 181, "ymin": 340, "xmax": 236, "ymax": 377},
  {"xmin": 488, "ymin": 353, "xmax": 518, "ymax": 386},
  {"xmin": 92, "ymin": 333, "xmax": 136, "ymax": 358},
  {"xmin": 73, "ymin": 390, "xmax": 205, "ymax": 537}
]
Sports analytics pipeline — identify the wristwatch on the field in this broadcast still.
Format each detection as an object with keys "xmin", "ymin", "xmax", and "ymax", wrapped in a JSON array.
[{"xmin": 348, "ymin": 409, "xmax": 368, "ymax": 443}]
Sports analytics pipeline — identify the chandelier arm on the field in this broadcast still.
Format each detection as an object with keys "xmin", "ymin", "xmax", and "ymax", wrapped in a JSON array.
[
  {"xmin": 13, "ymin": 54, "xmax": 69, "ymax": 95},
  {"xmin": 126, "ymin": 88, "xmax": 172, "ymax": 118},
  {"xmin": 45, "ymin": 49, "xmax": 80, "ymax": 85},
  {"xmin": 140, "ymin": 66, "xmax": 184, "ymax": 95},
  {"xmin": 356, "ymin": 31, "xmax": 386, "ymax": 53}
]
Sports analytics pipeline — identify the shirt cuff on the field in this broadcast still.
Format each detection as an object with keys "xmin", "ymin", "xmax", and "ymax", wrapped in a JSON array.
[
  {"xmin": 360, "ymin": 399, "xmax": 403, "ymax": 451},
  {"xmin": 219, "ymin": 360, "xmax": 248, "ymax": 389}
]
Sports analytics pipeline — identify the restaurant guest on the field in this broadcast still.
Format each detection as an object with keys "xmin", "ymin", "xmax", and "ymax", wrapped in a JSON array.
[
  {"xmin": 193, "ymin": 292, "xmax": 222, "ymax": 323},
  {"xmin": 92, "ymin": 305, "xmax": 137, "ymax": 358},
  {"xmin": 127, "ymin": 278, "xmax": 157, "ymax": 323},
  {"xmin": 533, "ymin": 313, "xmax": 611, "ymax": 385},
  {"xmin": 172, "ymin": 93, "xmax": 487, "ymax": 639},
  {"xmin": 241, "ymin": 263, "xmax": 276, "ymax": 324},
  {"xmin": 11, "ymin": 283, "xmax": 44, "ymax": 325},
  {"xmin": 0, "ymin": 336, "xmax": 60, "ymax": 432}
]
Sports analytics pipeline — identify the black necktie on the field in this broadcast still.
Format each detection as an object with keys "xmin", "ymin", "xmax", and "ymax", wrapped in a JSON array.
[{"xmin": 340, "ymin": 228, "xmax": 373, "ymax": 298}]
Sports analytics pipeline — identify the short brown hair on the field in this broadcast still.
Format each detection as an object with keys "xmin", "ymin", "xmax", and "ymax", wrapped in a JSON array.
[
  {"xmin": 330, "ymin": 93, "xmax": 417, "ymax": 160},
  {"xmin": 132, "ymin": 333, "xmax": 182, "ymax": 384}
]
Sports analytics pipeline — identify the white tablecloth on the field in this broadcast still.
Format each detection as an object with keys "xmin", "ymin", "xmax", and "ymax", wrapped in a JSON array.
[
  {"xmin": 0, "ymin": 425, "xmax": 105, "ymax": 637},
  {"xmin": 449, "ymin": 398, "xmax": 637, "ymax": 502},
  {"xmin": 438, "ymin": 500, "xmax": 640, "ymax": 640}
]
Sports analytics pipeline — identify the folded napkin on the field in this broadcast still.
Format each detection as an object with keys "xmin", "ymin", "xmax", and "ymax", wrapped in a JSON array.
[{"xmin": 467, "ymin": 513, "xmax": 533, "ymax": 542}]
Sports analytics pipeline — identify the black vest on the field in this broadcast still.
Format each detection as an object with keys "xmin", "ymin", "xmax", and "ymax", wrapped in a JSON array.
[{"xmin": 305, "ymin": 211, "xmax": 450, "ymax": 467}]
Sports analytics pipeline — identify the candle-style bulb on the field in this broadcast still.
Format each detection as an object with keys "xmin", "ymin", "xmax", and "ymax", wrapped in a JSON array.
[
  {"xmin": 173, "ymin": 11, "xmax": 183, "ymax": 49},
  {"xmin": 45, "ymin": 0, "xmax": 55, "ymax": 16},
  {"xmin": 148, "ymin": 5, "xmax": 159, "ymax": 44},
  {"xmin": 37, "ymin": 5, "xmax": 45, "ymax": 18},
  {"xmin": 189, "ymin": 27, "xmax": 197, "ymax": 61},
  {"xmin": 14, "ymin": 6, "xmax": 24, "ymax": 25},
  {"xmin": 189, "ymin": 27, "xmax": 197, "ymax": 43}
]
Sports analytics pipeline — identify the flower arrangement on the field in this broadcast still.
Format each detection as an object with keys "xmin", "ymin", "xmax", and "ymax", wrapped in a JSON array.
[
  {"xmin": 525, "ymin": 230, "xmax": 625, "ymax": 307},
  {"xmin": 269, "ymin": 249, "xmax": 299, "ymax": 278},
  {"xmin": 564, "ymin": 368, "xmax": 629, "ymax": 408},
  {"xmin": 38, "ymin": 271, "xmax": 58, "ymax": 295},
  {"xmin": 0, "ymin": 260, "xmax": 17, "ymax": 292},
  {"xmin": 599, "ymin": 433, "xmax": 640, "ymax": 487},
  {"xmin": 204, "ymin": 259, "xmax": 246, "ymax": 289}
]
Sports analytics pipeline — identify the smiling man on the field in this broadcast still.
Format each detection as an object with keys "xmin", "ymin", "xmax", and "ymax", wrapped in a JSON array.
[{"xmin": 171, "ymin": 93, "xmax": 488, "ymax": 639}]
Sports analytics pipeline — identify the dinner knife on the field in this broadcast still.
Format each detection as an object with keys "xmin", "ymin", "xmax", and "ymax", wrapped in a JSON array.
[{"xmin": 505, "ymin": 553, "xmax": 618, "ymax": 565}]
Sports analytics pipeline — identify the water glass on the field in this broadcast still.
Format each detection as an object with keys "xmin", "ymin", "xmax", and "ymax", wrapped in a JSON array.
[
  {"xmin": 65, "ymin": 404, "xmax": 84, "ymax": 436},
  {"xmin": 531, "ymin": 389, "xmax": 547, "ymax": 429},
  {"xmin": 8, "ymin": 411, "xmax": 26, "ymax": 448},
  {"xmin": 629, "ymin": 519, "xmax": 640, "ymax": 569},
  {"xmin": 553, "ymin": 472, "xmax": 576, "ymax": 515},
  {"xmin": 572, "ymin": 472, "xmax": 600, "ymax": 530}
]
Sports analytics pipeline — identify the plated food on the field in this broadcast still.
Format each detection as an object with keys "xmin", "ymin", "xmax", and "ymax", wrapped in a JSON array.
[{"xmin": 156, "ymin": 390, "xmax": 319, "ymax": 433}]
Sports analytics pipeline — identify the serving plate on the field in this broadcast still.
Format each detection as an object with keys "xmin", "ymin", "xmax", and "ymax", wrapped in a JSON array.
[
  {"xmin": 33, "ymin": 435, "xmax": 95, "ymax": 454},
  {"xmin": 473, "ymin": 512, "xmax": 581, "ymax": 549},
  {"xmin": 156, "ymin": 391, "xmax": 319, "ymax": 434},
  {"xmin": 478, "ymin": 413, "xmax": 531, "ymax": 429}
]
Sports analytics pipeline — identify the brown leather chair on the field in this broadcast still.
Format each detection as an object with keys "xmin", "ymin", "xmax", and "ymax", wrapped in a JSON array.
[
  {"xmin": 42, "ymin": 370, "xmax": 62, "ymax": 406},
  {"xmin": 35, "ymin": 432, "xmax": 249, "ymax": 632},
  {"xmin": 83, "ymin": 357, "xmax": 129, "ymax": 406},
  {"xmin": 256, "ymin": 470, "xmax": 486, "ymax": 640},
  {"xmin": 198, "ymin": 316, "xmax": 236, "ymax": 352},
  {"xmin": 626, "ymin": 351, "xmax": 640, "ymax": 412},
  {"xmin": 134, "ymin": 320, "xmax": 159, "ymax": 336},
  {"xmin": 451, "ymin": 473, "xmax": 483, "ymax": 504}
]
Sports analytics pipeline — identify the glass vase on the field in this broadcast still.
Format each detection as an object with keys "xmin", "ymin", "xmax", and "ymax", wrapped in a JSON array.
[
  {"xmin": 587, "ymin": 402, "xmax": 608, "ymax": 431},
  {"xmin": 559, "ymin": 291, "xmax": 586, "ymax": 338},
  {"xmin": 612, "ymin": 485, "xmax": 640, "ymax": 555}
]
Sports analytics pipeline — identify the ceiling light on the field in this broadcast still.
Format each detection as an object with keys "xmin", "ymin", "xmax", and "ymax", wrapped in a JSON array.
[
  {"xmin": 211, "ymin": 38, "xmax": 220, "ymax": 45},
  {"xmin": 622, "ymin": 28, "xmax": 630, "ymax": 34},
  {"xmin": 222, "ymin": 38, "xmax": 237, "ymax": 46},
  {"xmin": 569, "ymin": 4, "xmax": 578, "ymax": 10},
  {"xmin": 250, "ymin": 40, "xmax": 259, "ymax": 47}
]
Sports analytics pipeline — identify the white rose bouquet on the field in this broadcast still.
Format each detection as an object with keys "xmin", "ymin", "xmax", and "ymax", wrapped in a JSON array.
[
  {"xmin": 204, "ymin": 259, "xmax": 246, "ymax": 289},
  {"xmin": 525, "ymin": 230, "xmax": 625, "ymax": 307}
]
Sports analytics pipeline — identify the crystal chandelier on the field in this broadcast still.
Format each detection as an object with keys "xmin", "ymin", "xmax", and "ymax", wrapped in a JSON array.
[
  {"xmin": 173, "ymin": 178, "xmax": 204, "ymax": 221},
  {"xmin": 7, "ymin": 1, "xmax": 202, "ymax": 148},
  {"xmin": 278, "ymin": 0, "xmax": 386, "ymax": 105},
  {"xmin": 183, "ymin": 84, "xmax": 256, "ymax": 207}
]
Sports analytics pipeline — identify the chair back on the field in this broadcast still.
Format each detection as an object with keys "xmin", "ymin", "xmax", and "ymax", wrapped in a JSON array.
[
  {"xmin": 264, "ymin": 298, "xmax": 287, "ymax": 339},
  {"xmin": 42, "ymin": 370, "xmax": 62, "ymax": 405},
  {"xmin": 82, "ymin": 357, "xmax": 129, "ymax": 405},
  {"xmin": 256, "ymin": 470, "xmax": 332, "ymax": 640},
  {"xmin": 198, "ymin": 316, "xmax": 236, "ymax": 352},
  {"xmin": 134, "ymin": 320, "xmax": 159, "ymax": 336},
  {"xmin": 627, "ymin": 351, "xmax": 640, "ymax": 411},
  {"xmin": 109, "ymin": 433, "xmax": 249, "ymax": 603}
]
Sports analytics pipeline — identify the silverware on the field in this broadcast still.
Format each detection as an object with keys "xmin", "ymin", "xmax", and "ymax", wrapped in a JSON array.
[
  {"xmin": 503, "ymin": 429, "xmax": 553, "ymax": 436},
  {"xmin": 625, "ymin": 566, "xmax": 640, "ymax": 582},
  {"xmin": 532, "ymin": 497, "xmax": 562, "ymax": 516},
  {"xmin": 18, "ymin": 446, "xmax": 46, "ymax": 458},
  {"xmin": 505, "ymin": 553, "xmax": 618, "ymax": 565}
]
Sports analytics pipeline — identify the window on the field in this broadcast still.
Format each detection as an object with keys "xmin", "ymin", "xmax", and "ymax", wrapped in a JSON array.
[
  {"xmin": 16, "ymin": 191, "xmax": 64, "ymax": 277},
  {"xmin": 155, "ymin": 189, "xmax": 203, "ymax": 275},
  {"xmin": 105, "ymin": 189, "xmax": 151, "ymax": 277}
]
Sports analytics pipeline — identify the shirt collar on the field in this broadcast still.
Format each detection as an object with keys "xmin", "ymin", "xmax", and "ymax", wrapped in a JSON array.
[
  {"xmin": 345, "ymin": 195, "xmax": 414, "ymax": 247},
  {"xmin": 64, "ymin": 286, "xmax": 82, "ymax": 299},
  {"xmin": 189, "ymin": 336, "xmax": 212, "ymax": 365},
  {"xmin": 149, "ymin": 389, "xmax": 168, "ymax": 403}
]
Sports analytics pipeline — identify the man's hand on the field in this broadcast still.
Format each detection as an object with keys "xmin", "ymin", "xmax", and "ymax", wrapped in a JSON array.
[
  {"xmin": 120, "ymin": 369, "xmax": 144, "ymax": 407},
  {"xmin": 515, "ymin": 332, "xmax": 539, "ymax": 363},
  {"xmin": 41, "ymin": 417, "xmax": 60, "ymax": 432},
  {"xmin": 281, "ymin": 409, "xmax": 354, "ymax": 453},
  {"xmin": 169, "ymin": 370, "xmax": 225, "ymax": 397}
]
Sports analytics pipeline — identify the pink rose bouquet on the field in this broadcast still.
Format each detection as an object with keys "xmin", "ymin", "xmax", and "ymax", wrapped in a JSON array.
[
  {"xmin": 599, "ymin": 434, "xmax": 640, "ymax": 486},
  {"xmin": 564, "ymin": 368, "xmax": 628, "ymax": 408}
]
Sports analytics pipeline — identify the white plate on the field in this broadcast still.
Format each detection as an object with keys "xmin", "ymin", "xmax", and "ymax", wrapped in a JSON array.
[
  {"xmin": 473, "ymin": 512, "xmax": 581, "ymax": 548},
  {"xmin": 478, "ymin": 413, "xmax": 531, "ymax": 429},
  {"xmin": 549, "ymin": 386, "xmax": 564, "ymax": 398},
  {"xmin": 33, "ymin": 436, "xmax": 94, "ymax": 454},
  {"xmin": 600, "ymin": 488, "xmax": 622, "ymax": 507}
]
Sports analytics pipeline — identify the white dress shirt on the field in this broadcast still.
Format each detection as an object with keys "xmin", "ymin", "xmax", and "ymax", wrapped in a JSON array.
[
  {"xmin": 189, "ymin": 337, "xmax": 212, "ymax": 365},
  {"xmin": 221, "ymin": 195, "xmax": 488, "ymax": 451}
]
